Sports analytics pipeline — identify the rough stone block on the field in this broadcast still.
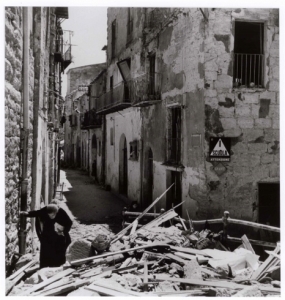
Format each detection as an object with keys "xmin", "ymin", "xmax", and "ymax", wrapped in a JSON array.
[
  {"xmin": 254, "ymin": 118, "xmax": 272, "ymax": 128},
  {"xmin": 243, "ymin": 93, "xmax": 259, "ymax": 104},
  {"xmin": 231, "ymin": 142, "xmax": 248, "ymax": 154},
  {"xmin": 260, "ymin": 91, "xmax": 276, "ymax": 103},
  {"xmin": 205, "ymin": 59, "xmax": 218, "ymax": 72},
  {"xmin": 248, "ymin": 154, "xmax": 261, "ymax": 167},
  {"xmin": 219, "ymin": 106, "xmax": 234, "ymax": 117},
  {"xmin": 261, "ymin": 154, "xmax": 274, "ymax": 164},
  {"xmin": 269, "ymin": 105, "xmax": 279, "ymax": 119},
  {"xmin": 269, "ymin": 80, "xmax": 279, "ymax": 92},
  {"xmin": 214, "ymin": 74, "xmax": 232, "ymax": 89},
  {"xmin": 205, "ymin": 71, "xmax": 217, "ymax": 81},
  {"xmin": 248, "ymin": 143, "xmax": 268, "ymax": 154},
  {"xmin": 269, "ymin": 163, "xmax": 279, "ymax": 178},
  {"xmin": 242, "ymin": 129, "xmax": 264, "ymax": 142},
  {"xmin": 235, "ymin": 105, "xmax": 251, "ymax": 117},
  {"xmin": 264, "ymin": 129, "xmax": 279, "ymax": 142},
  {"xmin": 220, "ymin": 117, "xmax": 237, "ymax": 129},
  {"xmin": 251, "ymin": 104, "xmax": 259, "ymax": 118},
  {"xmin": 237, "ymin": 117, "xmax": 254, "ymax": 129},
  {"xmin": 223, "ymin": 127, "xmax": 242, "ymax": 137},
  {"xmin": 66, "ymin": 239, "xmax": 91, "ymax": 263},
  {"xmin": 273, "ymin": 153, "xmax": 280, "ymax": 163},
  {"xmin": 205, "ymin": 97, "xmax": 219, "ymax": 108},
  {"xmin": 253, "ymin": 164, "xmax": 270, "ymax": 179},
  {"xmin": 204, "ymin": 89, "xmax": 217, "ymax": 98},
  {"xmin": 272, "ymin": 119, "xmax": 280, "ymax": 129},
  {"xmin": 233, "ymin": 165, "xmax": 250, "ymax": 176}
]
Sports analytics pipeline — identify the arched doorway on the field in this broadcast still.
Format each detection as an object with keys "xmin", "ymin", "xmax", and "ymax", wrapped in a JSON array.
[
  {"xmin": 143, "ymin": 147, "xmax": 153, "ymax": 209},
  {"xmin": 76, "ymin": 136, "xmax": 81, "ymax": 167},
  {"xmin": 91, "ymin": 134, "xmax": 97, "ymax": 179},
  {"xmin": 119, "ymin": 134, "xmax": 128, "ymax": 195}
]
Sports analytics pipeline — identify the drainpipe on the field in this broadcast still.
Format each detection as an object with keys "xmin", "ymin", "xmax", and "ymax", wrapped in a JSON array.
[{"xmin": 19, "ymin": 7, "xmax": 29, "ymax": 255}]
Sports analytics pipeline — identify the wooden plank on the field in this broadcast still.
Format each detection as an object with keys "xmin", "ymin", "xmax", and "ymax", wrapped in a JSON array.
[
  {"xmin": 179, "ymin": 216, "xmax": 187, "ymax": 230},
  {"xmin": 251, "ymin": 243, "xmax": 280, "ymax": 280},
  {"xmin": 174, "ymin": 251, "xmax": 196, "ymax": 261},
  {"xmin": 6, "ymin": 271, "xmax": 26, "ymax": 296},
  {"xmin": 265, "ymin": 251, "xmax": 281, "ymax": 260},
  {"xmin": 111, "ymin": 183, "xmax": 174, "ymax": 243},
  {"xmin": 19, "ymin": 268, "xmax": 75, "ymax": 296},
  {"xmin": 139, "ymin": 209, "xmax": 178, "ymax": 231},
  {"xmin": 7, "ymin": 260, "xmax": 37, "ymax": 281},
  {"xmin": 35, "ymin": 279, "xmax": 89, "ymax": 296},
  {"xmin": 123, "ymin": 211, "xmax": 185, "ymax": 223},
  {"xmin": 71, "ymin": 242, "xmax": 168, "ymax": 266},
  {"xmin": 170, "ymin": 246, "xmax": 212, "ymax": 257},
  {"xmin": 241, "ymin": 234, "xmax": 255, "ymax": 254},
  {"xmin": 165, "ymin": 253, "xmax": 187, "ymax": 265},
  {"xmin": 186, "ymin": 209, "xmax": 194, "ymax": 232},
  {"xmin": 130, "ymin": 219, "xmax": 138, "ymax": 235},
  {"xmin": 144, "ymin": 274, "xmax": 280, "ymax": 294},
  {"xmin": 143, "ymin": 261, "xmax": 148, "ymax": 292},
  {"xmin": 87, "ymin": 282, "xmax": 144, "ymax": 297}
]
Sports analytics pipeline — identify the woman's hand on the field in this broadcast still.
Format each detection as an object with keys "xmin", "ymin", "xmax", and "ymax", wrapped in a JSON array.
[{"xmin": 20, "ymin": 211, "xmax": 29, "ymax": 216}]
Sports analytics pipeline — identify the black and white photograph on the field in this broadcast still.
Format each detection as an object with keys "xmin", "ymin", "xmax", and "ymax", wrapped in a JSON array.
[{"xmin": 3, "ymin": 0, "xmax": 282, "ymax": 297}]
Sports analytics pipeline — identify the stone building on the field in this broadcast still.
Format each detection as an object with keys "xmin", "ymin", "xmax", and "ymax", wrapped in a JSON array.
[
  {"xmin": 5, "ymin": 7, "xmax": 71, "ymax": 271},
  {"xmin": 97, "ymin": 8, "xmax": 279, "ymax": 225},
  {"xmin": 63, "ymin": 63, "xmax": 106, "ymax": 172}
]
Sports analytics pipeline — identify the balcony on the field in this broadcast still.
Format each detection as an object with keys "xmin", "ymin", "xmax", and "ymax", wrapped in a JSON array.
[
  {"xmin": 81, "ymin": 109, "xmax": 102, "ymax": 129},
  {"xmin": 54, "ymin": 40, "xmax": 72, "ymax": 71},
  {"xmin": 130, "ymin": 73, "xmax": 162, "ymax": 107},
  {"xmin": 233, "ymin": 53, "xmax": 264, "ymax": 88},
  {"xmin": 97, "ymin": 82, "xmax": 132, "ymax": 115}
]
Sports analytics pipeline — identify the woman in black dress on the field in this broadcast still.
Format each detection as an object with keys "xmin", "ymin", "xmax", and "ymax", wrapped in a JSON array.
[{"xmin": 20, "ymin": 204, "xmax": 72, "ymax": 268}]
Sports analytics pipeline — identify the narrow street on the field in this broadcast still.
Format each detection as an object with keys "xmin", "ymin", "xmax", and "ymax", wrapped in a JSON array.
[{"xmin": 61, "ymin": 168, "xmax": 126, "ymax": 233}]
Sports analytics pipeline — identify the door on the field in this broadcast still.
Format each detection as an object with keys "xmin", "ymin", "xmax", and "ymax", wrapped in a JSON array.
[
  {"xmin": 119, "ymin": 135, "xmax": 128, "ymax": 195},
  {"xmin": 258, "ymin": 183, "xmax": 280, "ymax": 227},
  {"xmin": 166, "ymin": 171, "xmax": 182, "ymax": 216},
  {"xmin": 143, "ymin": 147, "xmax": 153, "ymax": 209}
]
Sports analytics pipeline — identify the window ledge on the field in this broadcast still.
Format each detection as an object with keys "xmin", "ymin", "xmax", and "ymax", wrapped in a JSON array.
[
  {"xmin": 232, "ymin": 87, "xmax": 266, "ymax": 93},
  {"xmin": 161, "ymin": 162, "xmax": 185, "ymax": 172}
]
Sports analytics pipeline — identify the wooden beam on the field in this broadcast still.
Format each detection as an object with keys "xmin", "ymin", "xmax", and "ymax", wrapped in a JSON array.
[
  {"xmin": 165, "ymin": 253, "xmax": 187, "ymax": 265},
  {"xmin": 144, "ymin": 274, "xmax": 280, "ymax": 294},
  {"xmin": 130, "ymin": 219, "xmax": 138, "ymax": 235},
  {"xmin": 18, "ymin": 268, "xmax": 75, "ymax": 296},
  {"xmin": 111, "ymin": 183, "xmax": 174, "ymax": 243},
  {"xmin": 179, "ymin": 216, "xmax": 187, "ymax": 230},
  {"xmin": 70, "ymin": 242, "xmax": 168, "ymax": 266},
  {"xmin": 241, "ymin": 234, "xmax": 255, "ymax": 254},
  {"xmin": 7, "ymin": 260, "xmax": 37, "ymax": 281},
  {"xmin": 143, "ymin": 261, "xmax": 148, "ymax": 292}
]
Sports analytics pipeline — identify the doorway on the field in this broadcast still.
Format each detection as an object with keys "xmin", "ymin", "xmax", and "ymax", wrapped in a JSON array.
[
  {"xmin": 143, "ymin": 147, "xmax": 153, "ymax": 209},
  {"xmin": 166, "ymin": 170, "xmax": 182, "ymax": 216},
  {"xmin": 119, "ymin": 134, "xmax": 128, "ymax": 195},
  {"xmin": 258, "ymin": 183, "xmax": 280, "ymax": 227},
  {"xmin": 92, "ymin": 134, "xmax": 97, "ymax": 179}
]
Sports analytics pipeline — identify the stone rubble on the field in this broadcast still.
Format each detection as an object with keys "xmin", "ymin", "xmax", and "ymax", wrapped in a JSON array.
[{"xmin": 6, "ymin": 212, "xmax": 280, "ymax": 297}]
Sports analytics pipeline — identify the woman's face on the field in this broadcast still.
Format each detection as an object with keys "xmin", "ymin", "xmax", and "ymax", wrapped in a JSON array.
[{"xmin": 48, "ymin": 212, "xmax": 57, "ymax": 219}]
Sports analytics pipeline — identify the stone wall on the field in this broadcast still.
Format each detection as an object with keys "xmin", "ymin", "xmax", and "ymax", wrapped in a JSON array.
[{"xmin": 5, "ymin": 7, "xmax": 34, "ymax": 268}]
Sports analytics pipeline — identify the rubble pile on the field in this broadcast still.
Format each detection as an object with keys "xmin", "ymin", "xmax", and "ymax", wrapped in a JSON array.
[{"xmin": 6, "ymin": 208, "xmax": 280, "ymax": 297}]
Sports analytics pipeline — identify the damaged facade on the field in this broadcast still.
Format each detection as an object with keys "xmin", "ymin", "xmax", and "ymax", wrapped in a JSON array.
[
  {"xmin": 96, "ymin": 8, "xmax": 279, "ymax": 224},
  {"xmin": 5, "ymin": 7, "xmax": 71, "ymax": 270},
  {"xmin": 63, "ymin": 63, "xmax": 106, "ymax": 182}
]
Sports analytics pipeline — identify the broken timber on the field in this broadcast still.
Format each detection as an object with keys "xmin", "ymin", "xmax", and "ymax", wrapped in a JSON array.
[
  {"xmin": 111, "ymin": 183, "xmax": 174, "ymax": 243},
  {"xmin": 70, "ymin": 242, "xmax": 168, "ymax": 266}
]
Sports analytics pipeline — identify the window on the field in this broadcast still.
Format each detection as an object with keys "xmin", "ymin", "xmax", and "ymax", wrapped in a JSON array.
[
  {"xmin": 127, "ymin": 8, "xmax": 133, "ymax": 44},
  {"xmin": 118, "ymin": 58, "xmax": 131, "ymax": 101},
  {"xmin": 111, "ymin": 20, "xmax": 116, "ymax": 59},
  {"xmin": 167, "ymin": 107, "xmax": 181, "ymax": 164},
  {"xmin": 149, "ymin": 54, "xmax": 156, "ymax": 96},
  {"xmin": 110, "ymin": 127, "xmax": 114, "ymax": 145},
  {"xmin": 233, "ymin": 21, "xmax": 264, "ymax": 88},
  {"xmin": 129, "ymin": 140, "xmax": 138, "ymax": 160}
]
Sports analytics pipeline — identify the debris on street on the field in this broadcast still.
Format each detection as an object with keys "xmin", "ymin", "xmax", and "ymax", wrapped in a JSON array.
[{"xmin": 6, "ymin": 204, "xmax": 280, "ymax": 296}]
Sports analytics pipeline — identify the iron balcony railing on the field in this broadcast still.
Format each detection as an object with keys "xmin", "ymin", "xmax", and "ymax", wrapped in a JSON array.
[
  {"xmin": 96, "ymin": 73, "xmax": 162, "ymax": 113},
  {"xmin": 233, "ymin": 53, "xmax": 264, "ymax": 88},
  {"xmin": 97, "ymin": 81, "xmax": 131, "ymax": 113},
  {"xmin": 64, "ymin": 45, "xmax": 72, "ymax": 61},
  {"xmin": 81, "ymin": 109, "xmax": 102, "ymax": 129},
  {"xmin": 129, "ymin": 73, "xmax": 161, "ymax": 106}
]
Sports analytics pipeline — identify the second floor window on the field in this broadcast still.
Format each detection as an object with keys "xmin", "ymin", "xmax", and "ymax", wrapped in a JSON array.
[
  {"xmin": 127, "ymin": 8, "xmax": 133, "ymax": 43},
  {"xmin": 111, "ymin": 20, "xmax": 116, "ymax": 59},
  {"xmin": 233, "ymin": 21, "xmax": 264, "ymax": 88},
  {"xmin": 149, "ymin": 54, "xmax": 156, "ymax": 95},
  {"xmin": 167, "ymin": 107, "xmax": 181, "ymax": 164}
]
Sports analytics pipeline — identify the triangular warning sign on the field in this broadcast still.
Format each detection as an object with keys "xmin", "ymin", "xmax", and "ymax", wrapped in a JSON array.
[{"xmin": 210, "ymin": 139, "xmax": 229, "ymax": 157}]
